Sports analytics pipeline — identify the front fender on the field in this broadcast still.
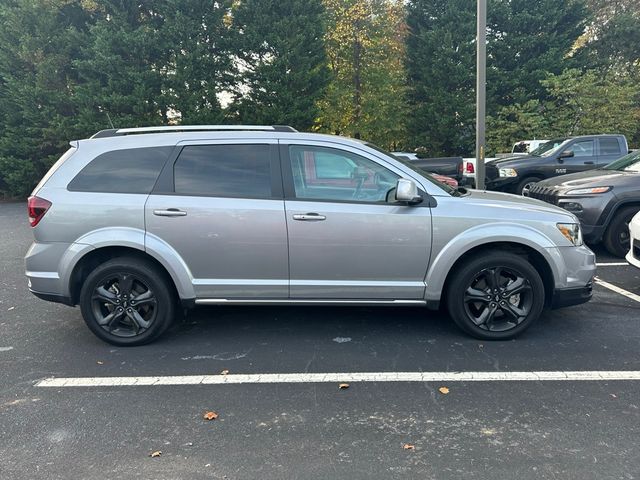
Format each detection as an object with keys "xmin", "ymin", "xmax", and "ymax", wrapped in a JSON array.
[{"xmin": 424, "ymin": 223, "xmax": 565, "ymax": 302}]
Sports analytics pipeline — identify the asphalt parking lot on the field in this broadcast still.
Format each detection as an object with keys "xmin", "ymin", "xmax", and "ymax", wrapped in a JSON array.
[{"xmin": 1, "ymin": 201, "xmax": 639, "ymax": 479}]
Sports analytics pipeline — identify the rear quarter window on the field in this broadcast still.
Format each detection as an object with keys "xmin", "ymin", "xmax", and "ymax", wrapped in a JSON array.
[{"xmin": 67, "ymin": 147, "xmax": 172, "ymax": 193}]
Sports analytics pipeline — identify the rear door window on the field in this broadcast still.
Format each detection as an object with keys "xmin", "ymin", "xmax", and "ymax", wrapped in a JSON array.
[
  {"xmin": 68, "ymin": 147, "xmax": 172, "ymax": 193},
  {"xmin": 599, "ymin": 137, "xmax": 621, "ymax": 155},
  {"xmin": 173, "ymin": 144, "xmax": 272, "ymax": 198}
]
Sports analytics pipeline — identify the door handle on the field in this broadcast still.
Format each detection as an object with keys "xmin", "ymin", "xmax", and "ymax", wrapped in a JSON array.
[
  {"xmin": 153, "ymin": 208, "xmax": 187, "ymax": 217},
  {"xmin": 293, "ymin": 213, "xmax": 326, "ymax": 221},
  {"xmin": 584, "ymin": 161, "xmax": 594, "ymax": 165}
]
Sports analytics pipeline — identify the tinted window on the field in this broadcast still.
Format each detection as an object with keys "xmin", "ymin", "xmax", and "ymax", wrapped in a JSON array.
[
  {"xmin": 569, "ymin": 140, "xmax": 594, "ymax": 157},
  {"xmin": 174, "ymin": 145, "xmax": 271, "ymax": 197},
  {"xmin": 68, "ymin": 147, "xmax": 172, "ymax": 193},
  {"xmin": 289, "ymin": 145, "xmax": 399, "ymax": 203},
  {"xmin": 599, "ymin": 137, "xmax": 621, "ymax": 155}
]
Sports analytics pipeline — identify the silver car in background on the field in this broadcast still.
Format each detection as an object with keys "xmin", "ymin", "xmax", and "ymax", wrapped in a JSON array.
[{"xmin": 25, "ymin": 125, "xmax": 596, "ymax": 345}]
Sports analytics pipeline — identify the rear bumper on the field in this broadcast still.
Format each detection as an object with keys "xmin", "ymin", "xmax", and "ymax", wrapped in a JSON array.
[
  {"xmin": 29, "ymin": 289, "xmax": 74, "ymax": 306},
  {"xmin": 551, "ymin": 283, "xmax": 593, "ymax": 309}
]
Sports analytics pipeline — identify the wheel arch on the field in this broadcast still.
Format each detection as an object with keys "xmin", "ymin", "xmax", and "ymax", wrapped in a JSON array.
[
  {"xmin": 426, "ymin": 227, "xmax": 561, "ymax": 307},
  {"xmin": 63, "ymin": 228, "xmax": 195, "ymax": 305}
]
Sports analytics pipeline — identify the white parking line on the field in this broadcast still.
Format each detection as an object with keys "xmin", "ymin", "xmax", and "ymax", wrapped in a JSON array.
[
  {"xmin": 35, "ymin": 371, "xmax": 640, "ymax": 387},
  {"xmin": 596, "ymin": 262, "xmax": 629, "ymax": 267},
  {"xmin": 595, "ymin": 277, "xmax": 640, "ymax": 303}
]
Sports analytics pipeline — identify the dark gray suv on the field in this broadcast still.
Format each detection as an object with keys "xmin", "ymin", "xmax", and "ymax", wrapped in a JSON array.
[
  {"xmin": 527, "ymin": 150, "xmax": 640, "ymax": 257},
  {"xmin": 25, "ymin": 125, "xmax": 596, "ymax": 345}
]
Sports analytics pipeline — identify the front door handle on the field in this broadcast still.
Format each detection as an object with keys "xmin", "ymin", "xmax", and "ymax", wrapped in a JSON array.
[
  {"xmin": 584, "ymin": 161, "xmax": 594, "ymax": 165},
  {"xmin": 292, "ymin": 213, "xmax": 326, "ymax": 221},
  {"xmin": 153, "ymin": 208, "xmax": 187, "ymax": 217}
]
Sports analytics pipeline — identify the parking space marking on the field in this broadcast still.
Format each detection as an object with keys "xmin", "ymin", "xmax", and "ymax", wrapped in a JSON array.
[
  {"xmin": 596, "ymin": 262, "xmax": 629, "ymax": 267},
  {"xmin": 595, "ymin": 277, "xmax": 640, "ymax": 303},
  {"xmin": 35, "ymin": 371, "xmax": 640, "ymax": 387}
]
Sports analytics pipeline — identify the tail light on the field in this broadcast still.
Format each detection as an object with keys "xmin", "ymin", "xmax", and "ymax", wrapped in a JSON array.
[
  {"xmin": 458, "ymin": 163, "xmax": 463, "ymax": 175},
  {"xmin": 466, "ymin": 162, "xmax": 475, "ymax": 174},
  {"xmin": 27, "ymin": 196, "xmax": 52, "ymax": 227}
]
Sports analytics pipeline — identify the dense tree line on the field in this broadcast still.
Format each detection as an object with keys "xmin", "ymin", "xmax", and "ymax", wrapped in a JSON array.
[{"xmin": 0, "ymin": 0, "xmax": 638, "ymax": 197}]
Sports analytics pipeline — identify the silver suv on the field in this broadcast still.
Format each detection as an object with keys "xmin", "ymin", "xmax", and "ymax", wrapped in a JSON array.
[{"xmin": 25, "ymin": 125, "xmax": 596, "ymax": 345}]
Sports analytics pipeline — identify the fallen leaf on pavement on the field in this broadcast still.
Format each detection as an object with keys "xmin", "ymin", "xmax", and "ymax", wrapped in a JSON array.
[
  {"xmin": 203, "ymin": 411, "xmax": 218, "ymax": 421},
  {"xmin": 220, "ymin": 369, "xmax": 229, "ymax": 375},
  {"xmin": 438, "ymin": 386, "xmax": 450, "ymax": 395},
  {"xmin": 8, "ymin": 307, "xmax": 15, "ymax": 311},
  {"xmin": 402, "ymin": 443, "xmax": 415, "ymax": 450},
  {"xmin": 610, "ymin": 394, "xmax": 617, "ymax": 399},
  {"xmin": 150, "ymin": 451, "xmax": 162, "ymax": 458},
  {"xmin": 338, "ymin": 383, "xmax": 350, "ymax": 389},
  {"xmin": 96, "ymin": 361, "xmax": 104, "ymax": 365}
]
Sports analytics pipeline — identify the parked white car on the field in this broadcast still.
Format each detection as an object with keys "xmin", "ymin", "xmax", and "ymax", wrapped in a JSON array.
[{"xmin": 626, "ymin": 211, "xmax": 640, "ymax": 269}]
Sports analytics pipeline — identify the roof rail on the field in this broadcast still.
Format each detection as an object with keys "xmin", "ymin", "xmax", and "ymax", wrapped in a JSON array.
[{"xmin": 90, "ymin": 125, "xmax": 298, "ymax": 139}]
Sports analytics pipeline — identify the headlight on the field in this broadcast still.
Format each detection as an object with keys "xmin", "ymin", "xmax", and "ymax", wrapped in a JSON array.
[
  {"xmin": 499, "ymin": 168, "xmax": 518, "ymax": 178},
  {"xmin": 565, "ymin": 186, "xmax": 611, "ymax": 195},
  {"xmin": 557, "ymin": 223, "xmax": 583, "ymax": 246}
]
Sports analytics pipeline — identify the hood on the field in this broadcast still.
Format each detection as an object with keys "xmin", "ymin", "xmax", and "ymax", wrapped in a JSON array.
[
  {"xmin": 486, "ymin": 155, "xmax": 541, "ymax": 168},
  {"xmin": 537, "ymin": 169, "xmax": 635, "ymax": 189},
  {"xmin": 465, "ymin": 189, "xmax": 574, "ymax": 218}
]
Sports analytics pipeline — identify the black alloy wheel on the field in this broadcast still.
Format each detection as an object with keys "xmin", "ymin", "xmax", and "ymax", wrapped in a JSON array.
[
  {"xmin": 604, "ymin": 207, "xmax": 639, "ymax": 258},
  {"xmin": 80, "ymin": 257, "xmax": 174, "ymax": 346},
  {"xmin": 447, "ymin": 252, "xmax": 545, "ymax": 340}
]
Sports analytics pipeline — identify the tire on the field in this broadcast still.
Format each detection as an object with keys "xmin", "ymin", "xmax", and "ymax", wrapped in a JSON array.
[
  {"xmin": 446, "ymin": 252, "xmax": 545, "ymax": 340},
  {"xmin": 603, "ymin": 207, "xmax": 639, "ymax": 258},
  {"xmin": 515, "ymin": 176, "xmax": 541, "ymax": 195},
  {"xmin": 79, "ymin": 257, "xmax": 175, "ymax": 346}
]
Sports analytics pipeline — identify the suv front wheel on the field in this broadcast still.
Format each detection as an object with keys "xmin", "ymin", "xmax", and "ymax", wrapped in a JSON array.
[
  {"xmin": 79, "ymin": 257, "xmax": 175, "ymax": 346},
  {"xmin": 446, "ymin": 252, "xmax": 545, "ymax": 340}
]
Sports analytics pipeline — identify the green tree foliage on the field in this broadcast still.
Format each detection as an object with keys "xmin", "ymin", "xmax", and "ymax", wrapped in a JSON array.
[
  {"xmin": 487, "ymin": 0, "xmax": 588, "ymax": 112},
  {"xmin": 229, "ymin": 0, "xmax": 328, "ymax": 130},
  {"xmin": 577, "ymin": 0, "xmax": 640, "ymax": 72},
  {"xmin": 73, "ymin": 1, "xmax": 172, "ymax": 129},
  {"xmin": 406, "ymin": 0, "xmax": 589, "ymax": 156},
  {"xmin": 0, "ymin": 0, "xmax": 91, "ymax": 197},
  {"xmin": 405, "ymin": 0, "xmax": 476, "ymax": 156},
  {"xmin": 317, "ymin": 0, "xmax": 409, "ymax": 149},
  {"xmin": 156, "ymin": 0, "xmax": 235, "ymax": 124},
  {"xmin": 487, "ymin": 69, "xmax": 640, "ymax": 153}
]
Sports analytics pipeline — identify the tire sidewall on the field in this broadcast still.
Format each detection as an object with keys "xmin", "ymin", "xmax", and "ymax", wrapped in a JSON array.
[
  {"xmin": 604, "ymin": 207, "xmax": 638, "ymax": 258},
  {"xmin": 79, "ymin": 258, "xmax": 174, "ymax": 346},
  {"xmin": 447, "ymin": 253, "xmax": 545, "ymax": 340},
  {"xmin": 516, "ymin": 177, "xmax": 541, "ymax": 195}
]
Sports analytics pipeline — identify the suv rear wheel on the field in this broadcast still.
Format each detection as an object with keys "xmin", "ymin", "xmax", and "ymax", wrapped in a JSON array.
[
  {"xmin": 79, "ymin": 257, "xmax": 175, "ymax": 346},
  {"xmin": 446, "ymin": 252, "xmax": 545, "ymax": 340}
]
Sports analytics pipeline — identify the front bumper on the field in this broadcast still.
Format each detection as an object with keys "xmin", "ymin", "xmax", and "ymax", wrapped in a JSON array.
[
  {"xmin": 552, "ymin": 283, "xmax": 593, "ymax": 308},
  {"xmin": 626, "ymin": 221, "xmax": 640, "ymax": 269},
  {"xmin": 485, "ymin": 177, "xmax": 518, "ymax": 192}
]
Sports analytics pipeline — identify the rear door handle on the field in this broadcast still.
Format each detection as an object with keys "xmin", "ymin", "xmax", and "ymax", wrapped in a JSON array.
[
  {"xmin": 292, "ymin": 213, "xmax": 326, "ymax": 221},
  {"xmin": 153, "ymin": 208, "xmax": 187, "ymax": 217},
  {"xmin": 584, "ymin": 161, "xmax": 594, "ymax": 165}
]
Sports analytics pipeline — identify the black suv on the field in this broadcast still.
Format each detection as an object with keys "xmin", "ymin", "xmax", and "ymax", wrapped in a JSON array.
[
  {"xmin": 526, "ymin": 149, "xmax": 640, "ymax": 257},
  {"xmin": 485, "ymin": 135, "xmax": 629, "ymax": 194}
]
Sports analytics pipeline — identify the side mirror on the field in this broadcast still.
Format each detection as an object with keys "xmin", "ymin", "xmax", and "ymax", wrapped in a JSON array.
[
  {"xmin": 394, "ymin": 179, "xmax": 423, "ymax": 205},
  {"xmin": 559, "ymin": 150, "xmax": 574, "ymax": 159}
]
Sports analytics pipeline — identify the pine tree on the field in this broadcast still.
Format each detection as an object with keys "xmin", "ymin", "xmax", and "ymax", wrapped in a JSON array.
[
  {"xmin": 405, "ymin": 0, "xmax": 476, "ymax": 156},
  {"xmin": 229, "ymin": 0, "xmax": 329, "ymax": 130},
  {"xmin": 318, "ymin": 0, "xmax": 409, "ymax": 149},
  {"xmin": 0, "ymin": 0, "xmax": 91, "ymax": 197}
]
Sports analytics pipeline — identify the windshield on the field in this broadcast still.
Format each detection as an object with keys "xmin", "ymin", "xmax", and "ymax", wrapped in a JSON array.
[
  {"xmin": 602, "ymin": 150, "xmax": 640, "ymax": 172},
  {"xmin": 364, "ymin": 143, "xmax": 458, "ymax": 195},
  {"xmin": 530, "ymin": 138, "xmax": 567, "ymax": 157}
]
